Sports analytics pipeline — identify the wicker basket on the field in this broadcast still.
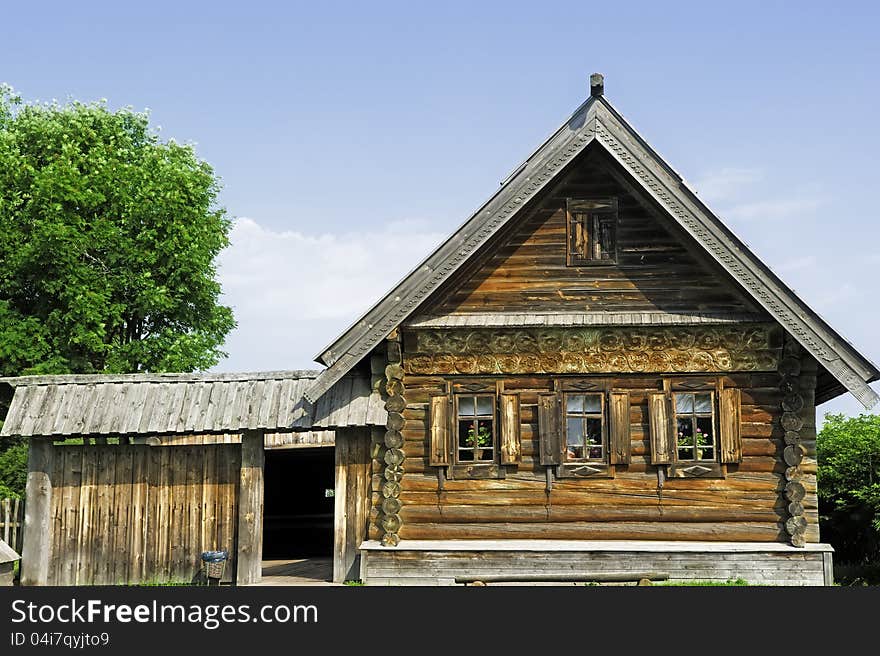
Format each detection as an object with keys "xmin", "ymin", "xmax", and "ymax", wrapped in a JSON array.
[
  {"xmin": 204, "ymin": 560, "xmax": 225, "ymax": 579},
  {"xmin": 201, "ymin": 550, "xmax": 228, "ymax": 581}
]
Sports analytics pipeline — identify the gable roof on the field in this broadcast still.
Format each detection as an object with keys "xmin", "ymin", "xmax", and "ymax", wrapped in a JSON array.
[{"xmin": 306, "ymin": 78, "xmax": 879, "ymax": 409}]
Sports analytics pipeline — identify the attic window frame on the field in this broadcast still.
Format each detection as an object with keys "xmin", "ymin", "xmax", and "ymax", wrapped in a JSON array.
[{"xmin": 565, "ymin": 197, "xmax": 618, "ymax": 266}]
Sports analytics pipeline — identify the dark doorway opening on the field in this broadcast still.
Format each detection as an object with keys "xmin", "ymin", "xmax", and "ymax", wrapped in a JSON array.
[{"xmin": 262, "ymin": 447, "xmax": 335, "ymax": 559}]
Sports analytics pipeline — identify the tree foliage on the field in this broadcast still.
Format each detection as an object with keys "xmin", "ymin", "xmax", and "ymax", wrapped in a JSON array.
[
  {"xmin": 0, "ymin": 85, "xmax": 235, "ymax": 376},
  {"xmin": 817, "ymin": 412, "xmax": 880, "ymax": 563}
]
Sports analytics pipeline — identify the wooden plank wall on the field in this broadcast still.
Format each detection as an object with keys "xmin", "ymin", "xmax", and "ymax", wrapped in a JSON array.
[
  {"xmin": 46, "ymin": 444, "xmax": 240, "ymax": 585},
  {"xmin": 423, "ymin": 148, "xmax": 762, "ymax": 317},
  {"xmin": 371, "ymin": 371, "xmax": 816, "ymax": 544},
  {"xmin": 1, "ymin": 497, "xmax": 24, "ymax": 555}
]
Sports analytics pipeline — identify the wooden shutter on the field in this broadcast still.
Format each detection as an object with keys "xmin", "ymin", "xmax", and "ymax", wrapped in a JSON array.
[
  {"xmin": 538, "ymin": 393, "xmax": 561, "ymax": 466},
  {"xmin": 429, "ymin": 395, "xmax": 450, "ymax": 466},
  {"xmin": 648, "ymin": 392, "xmax": 673, "ymax": 465},
  {"xmin": 719, "ymin": 387, "xmax": 743, "ymax": 464},
  {"xmin": 609, "ymin": 392, "xmax": 631, "ymax": 465},
  {"xmin": 500, "ymin": 393, "xmax": 521, "ymax": 465}
]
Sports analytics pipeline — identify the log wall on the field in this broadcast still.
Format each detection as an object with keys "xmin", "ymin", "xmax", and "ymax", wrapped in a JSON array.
[
  {"xmin": 423, "ymin": 148, "xmax": 763, "ymax": 317},
  {"xmin": 369, "ymin": 368, "xmax": 818, "ymax": 545}
]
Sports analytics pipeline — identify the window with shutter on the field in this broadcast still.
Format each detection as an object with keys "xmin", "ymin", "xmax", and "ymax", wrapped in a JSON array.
[
  {"xmin": 427, "ymin": 390, "xmax": 509, "ymax": 480},
  {"xmin": 566, "ymin": 198, "xmax": 618, "ymax": 265},
  {"xmin": 647, "ymin": 380, "xmax": 737, "ymax": 478}
]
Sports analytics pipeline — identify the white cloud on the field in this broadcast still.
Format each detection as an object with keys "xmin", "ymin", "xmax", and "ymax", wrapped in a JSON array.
[
  {"xmin": 690, "ymin": 167, "xmax": 763, "ymax": 202},
  {"xmin": 214, "ymin": 217, "xmax": 446, "ymax": 372},
  {"xmin": 723, "ymin": 197, "xmax": 824, "ymax": 222}
]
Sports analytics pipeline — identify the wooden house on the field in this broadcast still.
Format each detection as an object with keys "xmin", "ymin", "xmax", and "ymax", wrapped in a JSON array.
[{"xmin": 2, "ymin": 74, "xmax": 878, "ymax": 586}]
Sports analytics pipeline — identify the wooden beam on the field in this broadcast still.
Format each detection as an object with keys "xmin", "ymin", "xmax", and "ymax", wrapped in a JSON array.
[
  {"xmin": 456, "ymin": 572, "xmax": 668, "ymax": 584},
  {"xmin": 333, "ymin": 428, "xmax": 371, "ymax": 583},
  {"xmin": 236, "ymin": 429, "xmax": 264, "ymax": 585},
  {"xmin": 20, "ymin": 437, "xmax": 53, "ymax": 586}
]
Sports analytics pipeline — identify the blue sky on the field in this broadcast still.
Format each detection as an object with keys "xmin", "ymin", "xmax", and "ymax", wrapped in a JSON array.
[{"xmin": 2, "ymin": 0, "xmax": 878, "ymax": 421}]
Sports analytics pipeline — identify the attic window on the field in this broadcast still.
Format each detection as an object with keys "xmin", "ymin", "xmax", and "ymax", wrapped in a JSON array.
[{"xmin": 566, "ymin": 198, "xmax": 618, "ymax": 265}]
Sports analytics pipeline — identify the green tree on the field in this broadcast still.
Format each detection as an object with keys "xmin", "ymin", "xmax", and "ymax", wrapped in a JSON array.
[
  {"xmin": 817, "ymin": 412, "xmax": 880, "ymax": 563},
  {"xmin": 0, "ymin": 85, "xmax": 235, "ymax": 377},
  {"xmin": 0, "ymin": 85, "xmax": 236, "ymax": 497}
]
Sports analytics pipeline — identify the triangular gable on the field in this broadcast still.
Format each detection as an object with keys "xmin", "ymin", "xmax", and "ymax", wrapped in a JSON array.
[{"xmin": 307, "ymin": 82, "xmax": 879, "ymax": 408}]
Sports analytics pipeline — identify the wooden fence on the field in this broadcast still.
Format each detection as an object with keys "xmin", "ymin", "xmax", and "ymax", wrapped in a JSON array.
[
  {"xmin": 42, "ymin": 443, "xmax": 240, "ymax": 585},
  {"xmin": 1, "ymin": 497, "xmax": 24, "ymax": 555}
]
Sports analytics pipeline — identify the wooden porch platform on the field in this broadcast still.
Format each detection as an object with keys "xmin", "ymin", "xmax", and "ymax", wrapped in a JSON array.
[{"xmin": 256, "ymin": 558, "xmax": 340, "ymax": 586}]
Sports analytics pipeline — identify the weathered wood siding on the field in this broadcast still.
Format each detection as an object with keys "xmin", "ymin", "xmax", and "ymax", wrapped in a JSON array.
[
  {"xmin": 360, "ymin": 541, "xmax": 831, "ymax": 586},
  {"xmin": 368, "ymin": 366, "xmax": 818, "ymax": 545},
  {"xmin": 46, "ymin": 444, "xmax": 239, "ymax": 585},
  {"xmin": 422, "ymin": 148, "xmax": 762, "ymax": 317}
]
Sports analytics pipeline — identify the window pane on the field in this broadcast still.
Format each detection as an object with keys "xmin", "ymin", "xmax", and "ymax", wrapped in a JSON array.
[
  {"xmin": 675, "ymin": 394, "xmax": 693, "ymax": 413},
  {"xmin": 583, "ymin": 395, "xmax": 601, "ymax": 413},
  {"xmin": 586, "ymin": 418, "xmax": 602, "ymax": 446},
  {"xmin": 696, "ymin": 416, "xmax": 713, "ymax": 445},
  {"xmin": 677, "ymin": 417, "xmax": 693, "ymax": 442},
  {"xmin": 678, "ymin": 447, "xmax": 693, "ymax": 460},
  {"xmin": 567, "ymin": 418, "xmax": 584, "ymax": 446},
  {"xmin": 567, "ymin": 445, "xmax": 584, "ymax": 460},
  {"xmin": 475, "ymin": 447, "xmax": 493, "ymax": 462},
  {"xmin": 698, "ymin": 447, "xmax": 714, "ymax": 461},
  {"xmin": 458, "ymin": 396, "xmax": 475, "ymax": 417},
  {"xmin": 458, "ymin": 449, "xmax": 474, "ymax": 461},
  {"xmin": 476, "ymin": 396, "xmax": 493, "ymax": 416},
  {"xmin": 566, "ymin": 395, "xmax": 584, "ymax": 414},
  {"xmin": 476, "ymin": 419, "xmax": 493, "ymax": 446},
  {"xmin": 589, "ymin": 446, "xmax": 603, "ymax": 459},
  {"xmin": 459, "ymin": 420, "xmax": 475, "ymax": 448},
  {"xmin": 694, "ymin": 393, "xmax": 712, "ymax": 413}
]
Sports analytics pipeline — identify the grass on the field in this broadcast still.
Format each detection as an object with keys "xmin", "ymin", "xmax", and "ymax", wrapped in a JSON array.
[
  {"xmin": 343, "ymin": 579, "xmax": 365, "ymax": 586},
  {"xmin": 656, "ymin": 578, "xmax": 751, "ymax": 586}
]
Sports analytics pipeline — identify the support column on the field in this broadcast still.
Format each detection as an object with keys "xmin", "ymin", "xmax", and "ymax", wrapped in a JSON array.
[
  {"xmin": 20, "ymin": 437, "xmax": 53, "ymax": 586},
  {"xmin": 333, "ymin": 428, "xmax": 371, "ymax": 583},
  {"xmin": 236, "ymin": 429, "xmax": 264, "ymax": 585}
]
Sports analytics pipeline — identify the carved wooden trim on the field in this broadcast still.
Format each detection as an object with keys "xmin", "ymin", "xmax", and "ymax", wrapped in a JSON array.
[{"xmin": 404, "ymin": 325, "xmax": 781, "ymax": 376}]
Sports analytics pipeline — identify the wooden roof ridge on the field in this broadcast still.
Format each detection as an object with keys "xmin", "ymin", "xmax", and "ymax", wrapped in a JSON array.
[
  {"xmin": 306, "ymin": 83, "xmax": 879, "ymax": 409},
  {"xmin": 0, "ymin": 370, "xmax": 323, "ymax": 386}
]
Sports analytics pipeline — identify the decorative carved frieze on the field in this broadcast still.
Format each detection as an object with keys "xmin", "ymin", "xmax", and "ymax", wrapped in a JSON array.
[{"xmin": 404, "ymin": 324, "xmax": 781, "ymax": 375}]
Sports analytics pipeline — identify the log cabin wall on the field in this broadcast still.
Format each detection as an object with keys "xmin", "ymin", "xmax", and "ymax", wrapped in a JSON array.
[
  {"xmin": 368, "ymin": 367, "xmax": 818, "ymax": 544},
  {"xmin": 364, "ymin": 147, "xmax": 820, "ymax": 548}
]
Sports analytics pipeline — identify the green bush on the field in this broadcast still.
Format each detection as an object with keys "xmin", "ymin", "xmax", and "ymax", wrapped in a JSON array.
[
  {"xmin": 817, "ymin": 413, "xmax": 880, "ymax": 563},
  {"xmin": 0, "ymin": 439, "xmax": 26, "ymax": 498}
]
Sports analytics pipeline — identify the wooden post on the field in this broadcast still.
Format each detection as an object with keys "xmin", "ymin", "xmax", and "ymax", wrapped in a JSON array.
[
  {"xmin": 334, "ymin": 428, "xmax": 371, "ymax": 583},
  {"xmin": 21, "ymin": 437, "xmax": 54, "ymax": 586},
  {"xmin": 236, "ymin": 429, "xmax": 264, "ymax": 585}
]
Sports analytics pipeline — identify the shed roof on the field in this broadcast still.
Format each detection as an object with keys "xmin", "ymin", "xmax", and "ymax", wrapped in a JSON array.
[
  {"xmin": 307, "ymin": 79, "xmax": 879, "ymax": 408},
  {"xmin": 0, "ymin": 539, "xmax": 19, "ymax": 564},
  {"xmin": 0, "ymin": 371, "xmax": 386, "ymax": 438}
]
